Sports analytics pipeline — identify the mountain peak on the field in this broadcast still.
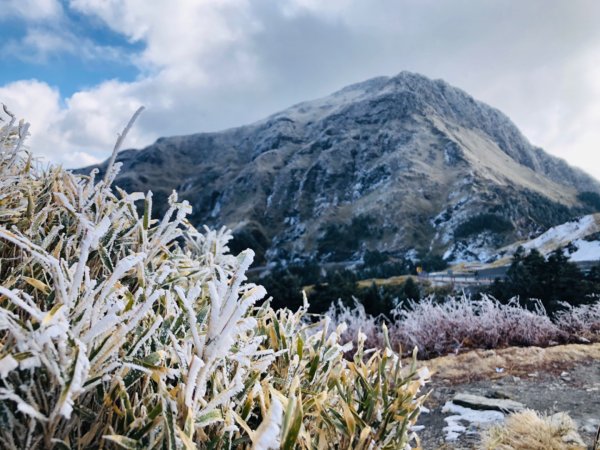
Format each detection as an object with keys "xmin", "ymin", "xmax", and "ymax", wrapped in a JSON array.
[{"xmin": 80, "ymin": 73, "xmax": 600, "ymax": 266}]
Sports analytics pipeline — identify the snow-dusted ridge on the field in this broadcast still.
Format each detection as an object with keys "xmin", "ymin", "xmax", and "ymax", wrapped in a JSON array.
[
  {"xmin": 497, "ymin": 213, "xmax": 600, "ymax": 261},
  {"xmin": 79, "ymin": 71, "xmax": 600, "ymax": 267},
  {"xmin": 450, "ymin": 214, "xmax": 600, "ymax": 274}
]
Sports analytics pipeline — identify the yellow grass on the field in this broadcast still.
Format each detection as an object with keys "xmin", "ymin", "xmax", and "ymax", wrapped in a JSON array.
[
  {"xmin": 356, "ymin": 275, "xmax": 414, "ymax": 288},
  {"xmin": 416, "ymin": 342, "xmax": 600, "ymax": 383},
  {"xmin": 481, "ymin": 410, "xmax": 586, "ymax": 450},
  {"xmin": 304, "ymin": 274, "xmax": 423, "ymax": 293}
]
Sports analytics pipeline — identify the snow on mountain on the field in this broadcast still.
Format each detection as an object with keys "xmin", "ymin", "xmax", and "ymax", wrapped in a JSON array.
[
  {"xmin": 568, "ymin": 239, "xmax": 600, "ymax": 262},
  {"xmin": 78, "ymin": 72, "xmax": 600, "ymax": 267},
  {"xmin": 493, "ymin": 213, "xmax": 600, "ymax": 263}
]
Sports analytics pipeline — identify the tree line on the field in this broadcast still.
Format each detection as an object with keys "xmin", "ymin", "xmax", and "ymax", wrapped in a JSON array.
[{"xmin": 254, "ymin": 246, "xmax": 600, "ymax": 318}]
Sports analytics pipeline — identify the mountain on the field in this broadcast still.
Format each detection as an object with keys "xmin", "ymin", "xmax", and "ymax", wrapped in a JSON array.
[{"xmin": 78, "ymin": 71, "xmax": 600, "ymax": 266}]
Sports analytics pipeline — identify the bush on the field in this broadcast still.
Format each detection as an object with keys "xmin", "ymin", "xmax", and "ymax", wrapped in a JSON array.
[
  {"xmin": 554, "ymin": 299, "xmax": 600, "ymax": 341},
  {"xmin": 327, "ymin": 294, "xmax": 600, "ymax": 359},
  {"xmin": 391, "ymin": 296, "xmax": 563, "ymax": 358},
  {"xmin": 454, "ymin": 213, "xmax": 513, "ymax": 239},
  {"xmin": 0, "ymin": 111, "xmax": 428, "ymax": 449}
]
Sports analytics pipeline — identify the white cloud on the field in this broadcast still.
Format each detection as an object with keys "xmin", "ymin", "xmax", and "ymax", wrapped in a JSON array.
[
  {"xmin": 61, "ymin": 80, "xmax": 149, "ymax": 150},
  {"xmin": 280, "ymin": 0, "xmax": 354, "ymax": 19},
  {"xmin": 0, "ymin": 79, "xmax": 98, "ymax": 166},
  {"xmin": 1, "ymin": 22, "xmax": 133, "ymax": 65},
  {"xmin": 69, "ymin": 0, "xmax": 261, "ymax": 78},
  {"xmin": 0, "ymin": 0, "xmax": 268, "ymax": 167},
  {"xmin": 531, "ymin": 50, "xmax": 600, "ymax": 176},
  {"xmin": 2, "ymin": 28, "xmax": 77, "ymax": 63},
  {"xmin": 1, "ymin": 0, "xmax": 600, "ymax": 182},
  {"xmin": 0, "ymin": 0, "xmax": 63, "ymax": 21}
]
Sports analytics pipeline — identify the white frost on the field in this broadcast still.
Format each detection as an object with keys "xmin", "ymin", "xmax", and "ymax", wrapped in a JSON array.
[
  {"xmin": 252, "ymin": 397, "xmax": 283, "ymax": 450},
  {"xmin": 0, "ymin": 355, "xmax": 18, "ymax": 378}
]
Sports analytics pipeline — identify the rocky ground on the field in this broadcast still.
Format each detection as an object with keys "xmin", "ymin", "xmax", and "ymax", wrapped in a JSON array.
[{"xmin": 414, "ymin": 343, "xmax": 600, "ymax": 449}]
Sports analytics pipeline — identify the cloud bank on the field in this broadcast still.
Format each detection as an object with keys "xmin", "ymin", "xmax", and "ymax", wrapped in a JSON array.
[{"xmin": 1, "ymin": 0, "xmax": 599, "ymax": 180}]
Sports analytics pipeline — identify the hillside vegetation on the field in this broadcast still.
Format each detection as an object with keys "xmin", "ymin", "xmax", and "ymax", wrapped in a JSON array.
[{"xmin": 0, "ymin": 110, "xmax": 428, "ymax": 449}]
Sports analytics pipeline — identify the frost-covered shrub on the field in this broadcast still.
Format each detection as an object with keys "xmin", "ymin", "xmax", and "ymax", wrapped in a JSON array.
[
  {"xmin": 328, "ymin": 294, "xmax": 600, "ymax": 359},
  {"xmin": 0, "ymin": 109, "xmax": 428, "ymax": 449},
  {"xmin": 391, "ymin": 295, "xmax": 563, "ymax": 358},
  {"xmin": 325, "ymin": 300, "xmax": 384, "ymax": 350},
  {"xmin": 555, "ymin": 298, "xmax": 600, "ymax": 341},
  {"xmin": 258, "ymin": 302, "xmax": 430, "ymax": 449}
]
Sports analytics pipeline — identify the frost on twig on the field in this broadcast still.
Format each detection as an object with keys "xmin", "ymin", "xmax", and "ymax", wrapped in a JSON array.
[
  {"xmin": 102, "ymin": 106, "xmax": 145, "ymax": 185},
  {"xmin": 0, "ymin": 109, "xmax": 428, "ymax": 449}
]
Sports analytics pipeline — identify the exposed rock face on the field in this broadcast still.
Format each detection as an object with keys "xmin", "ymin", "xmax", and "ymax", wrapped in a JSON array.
[
  {"xmin": 451, "ymin": 393, "xmax": 525, "ymax": 413},
  {"xmin": 78, "ymin": 72, "xmax": 600, "ymax": 265}
]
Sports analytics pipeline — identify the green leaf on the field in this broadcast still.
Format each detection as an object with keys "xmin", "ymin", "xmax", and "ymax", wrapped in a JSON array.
[
  {"xmin": 308, "ymin": 354, "xmax": 320, "ymax": 382},
  {"xmin": 281, "ymin": 394, "xmax": 304, "ymax": 450},
  {"xmin": 196, "ymin": 409, "xmax": 223, "ymax": 427},
  {"xmin": 163, "ymin": 399, "xmax": 177, "ymax": 450},
  {"xmin": 99, "ymin": 246, "xmax": 114, "ymax": 271},
  {"xmin": 296, "ymin": 336, "xmax": 304, "ymax": 360},
  {"xmin": 103, "ymin": 435, "xmax": 139, "ymax": 449}
]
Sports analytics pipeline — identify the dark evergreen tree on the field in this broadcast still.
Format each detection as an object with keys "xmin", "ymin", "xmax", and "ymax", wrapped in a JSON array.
[
  {"xmin": 485, "ymin": 246, "xmax": 596, "ymax": 315},
  {"xmin": 403, "ymin": 277, "xmax": 421, "ymax": 301}
]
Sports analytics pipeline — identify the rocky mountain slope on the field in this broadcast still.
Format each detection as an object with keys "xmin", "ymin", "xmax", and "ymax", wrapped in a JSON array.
[{"xmin": 79, "ymin": 72, "xmax": 600, "ymax": 266}]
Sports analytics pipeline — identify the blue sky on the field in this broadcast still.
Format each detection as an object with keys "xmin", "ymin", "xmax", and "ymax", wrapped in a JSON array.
[
  {"xmin": 0, "ymin": 2, "xmax": 146, "ymax": 94},
  {"xmin": 1, "ymin": 0, "xmax": 600, "ymax": 180}
]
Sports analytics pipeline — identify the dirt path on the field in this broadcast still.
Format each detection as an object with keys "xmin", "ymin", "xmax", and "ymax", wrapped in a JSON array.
[{"xmin": 414, "ymin": 343, "xmax": 600, "ymax": 449}]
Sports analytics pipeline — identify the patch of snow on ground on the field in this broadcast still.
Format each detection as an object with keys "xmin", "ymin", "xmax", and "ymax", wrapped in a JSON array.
[
  {"xmin": 210, "ymin": 199, "xmax": 221, "ymax": 218},
  {"xmin": 442, "ymin": 401, "xmax": 504, "ymax": 442},
  {"xmin": 445, "ymin": 232, "xmax": 499, "ymax": 264},
  {"xmin": 569, "ymin": 239, "xmax": 600, "ymax": 262},
  {"xmin": 522, "ymin": 215, "xmax": 597, "ymax": 252}
]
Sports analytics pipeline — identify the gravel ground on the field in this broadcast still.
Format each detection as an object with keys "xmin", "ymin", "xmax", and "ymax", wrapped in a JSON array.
[{"xmin": 413, "ymin": 344, "xmax": 600, "ymax": 449}]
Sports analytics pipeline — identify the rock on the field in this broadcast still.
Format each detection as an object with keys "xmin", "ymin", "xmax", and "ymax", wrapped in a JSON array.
[
  {"xmin": 487, "ymin": 390, "xmax": 511, "ymax": 400},
  {"xmin": 452, "ymin": 393, "xmax": 525, "ymax": 413}
]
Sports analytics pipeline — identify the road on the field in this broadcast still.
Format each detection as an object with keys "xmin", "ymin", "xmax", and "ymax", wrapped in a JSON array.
[{"xmin": 425, "ymin": 259, "xmax": 599, "ymax": 287}]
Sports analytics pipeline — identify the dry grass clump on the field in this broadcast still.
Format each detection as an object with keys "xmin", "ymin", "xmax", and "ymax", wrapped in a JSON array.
[
  {"xmin": 481, "ymin": 409, "xmax": 586, "ymax": 450},
  {"xmin": 0, "ymin": 109, "xmax": 429, "ymax": 449}
]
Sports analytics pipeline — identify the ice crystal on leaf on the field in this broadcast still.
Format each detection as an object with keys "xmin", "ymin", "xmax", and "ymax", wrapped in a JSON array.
[{"xmin": 0, "ymin": 109, "xmax": 428, "ymax": 449}]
